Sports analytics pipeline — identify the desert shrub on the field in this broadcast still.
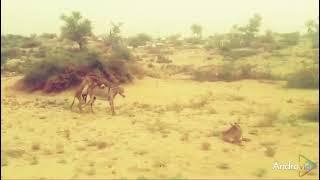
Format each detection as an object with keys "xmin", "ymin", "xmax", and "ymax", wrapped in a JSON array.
[
  {"xmin": 22, "ymin": 54, "xmax": 68, "ymax": 91},
  {"xmin": 18, "ymin": 48, "xmax": 133, "ymax": 92},
  {"xmin": 104, "ymin": 59, "xmax": 133, "ymax": 83},
  {"xmin": 1, "ymin": 47, "xmax": 22, "ymax": 59},
  {"xmin": 2, "ymin": 34, "xmax": 28, "ymax": 48},
  {"xmin": 193, "ymin": 62, "xmax": 275, "ymax": 82},
  {"xmin": 3, "ymin": 58, "xmax": 27, "ymax": 73},
  {"xmin": 156, "ymin": 55, "xmax": 172, "ymax": 64},
  {"xmin": 39, "ymin": 33, "xmax": 57, "ymax": 39},
  {"xmin": 286, "ymin": 66, "xmax": 319, "ymax": 89},
  {"xmin": 294, "ymin": 49, "xmax": 319, "ymax": 63},
  {"xmin": 109, "ymin": 43, "xmax": 133, "ymax": 61},
  {"xmin": 20, "ymin": 39, "xmax": 42, "ymax": 48},
  {"xmin": 221, "ymin": 48, "xmax": 258, "ymax": 59},
  {"xmin": 33, "ymin": 46, "xmax": 48, "ymax": 58},
  {"xmin": 193, "ymin": 68, "xmax": 218, "ymax": 82},
  {"xmin": 192, "ymin": 63, "xmax": 236, "ymax": 82},
  {"xmin": 218, "ymin": 63, "xmax": 241, "ymax": 81},
  {"xmin": 249, "ymin": 41, "xmax": 276, "ymax": 52},
  {"xmin": 204, "ymin": 35, "xmax": 222, "ymax": 50},
  {"xmin": 127, "ymin": 63, "xmax": 146, "ymax": 79},
  {"xmin": 166, "ymin": 34, "xmax": 182, "ymax": 46},
  {"xmin": 185, "ymin": 37, "xmax": 203, "ymax": 45},
  {"xmin": 277, "ymin": 32, "xmax": 300, "ymax": 48},
  {"xmin": 127, "ymin": 33, "xmax": 152, "ymax": 48}
]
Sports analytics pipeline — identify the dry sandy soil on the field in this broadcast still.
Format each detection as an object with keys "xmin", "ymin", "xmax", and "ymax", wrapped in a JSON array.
[{"xmin": 1, "ymin": 73, "xmax": 319, "ymax": 179}]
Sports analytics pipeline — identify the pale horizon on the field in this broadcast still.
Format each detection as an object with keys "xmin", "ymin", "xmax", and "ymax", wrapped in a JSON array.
[{"xmin": 1, "ymin": 0, "xmax": 319, "ymax": 37}]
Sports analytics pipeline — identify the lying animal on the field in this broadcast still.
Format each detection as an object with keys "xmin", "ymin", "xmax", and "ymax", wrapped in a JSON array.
[{"xmin": 222, "ymin": 122, "xmax": 243, "ymax": 144}]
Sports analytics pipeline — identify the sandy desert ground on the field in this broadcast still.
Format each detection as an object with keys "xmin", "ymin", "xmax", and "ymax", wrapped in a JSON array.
[{"xmin": 1, "ymin": 72, "xmax": 319, "ymax": 179}]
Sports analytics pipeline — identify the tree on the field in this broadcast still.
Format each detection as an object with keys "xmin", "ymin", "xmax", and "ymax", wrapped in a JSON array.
[
  {"xmin": 305, "ymin": 18, "xmax": 319, "ymax": 48},
  {"xmin": 102, "ymin": 22, "xmax": 133, "ymax": 60},
  {"xmin": 190, "ymin": 24, "xmax": 202, "ymax": 38},
  {"xmin": 60, "ymin": 11, "xmax": 92, "ymax": 50},
  {"xmin": 103, "ymin": 22, "xmax": 123, "ymax": 47},
  {"xmin": 240, "ymin": 14, "xmax": 262, "ymax": 45}
]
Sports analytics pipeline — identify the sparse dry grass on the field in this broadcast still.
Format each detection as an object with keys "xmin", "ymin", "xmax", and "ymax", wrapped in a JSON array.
[
  {"xmin": 255, "ymin": 109, "xmax": 280, "ymax": 127},
  {"xmin": 201, "ymin": 142, "xmax": 211, "ymax": 151},
  {"xmin": 1, "ymin": 56, "xmax": 318, "ymax": 179}
]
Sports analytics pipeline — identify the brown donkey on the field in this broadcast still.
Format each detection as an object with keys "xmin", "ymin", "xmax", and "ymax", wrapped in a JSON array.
[
  {"xmin": 70, "ymin": 75, "xmax": 106, "ymax": 112},
  {"xmin": 222, "ymin": 122, "xmax": 243, "ymax": 144},
  {"xmin": 85, "ymin": 82, "xmax": 126, "ymax": 115}
]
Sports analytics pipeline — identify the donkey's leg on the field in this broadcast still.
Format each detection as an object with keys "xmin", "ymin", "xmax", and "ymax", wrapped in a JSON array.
[
  {"xmin": 109, "ymin": 100, "xmax": 115, "ymax": 115},
  {"xmin": 70, "ymin": 96, "xmax": 76, "ymax": 110},
  {"xmin": 90, "ymin": 96, "xmax": 96, "ymax": 113},
  {"xmin": 78, "ymin": 96, "xmax": 85, "ymax": 113}
]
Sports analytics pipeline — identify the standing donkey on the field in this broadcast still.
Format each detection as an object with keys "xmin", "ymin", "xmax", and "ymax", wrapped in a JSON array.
[{"xmin": 85, "ymin": 80, "xmax": 126, "ymax": 115}]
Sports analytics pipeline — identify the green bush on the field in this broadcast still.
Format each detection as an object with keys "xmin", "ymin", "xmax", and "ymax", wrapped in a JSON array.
[
  {"xmin": 2, "ymin": 34, "xmax": 28, "ymax": 48},
  {"xmin": 39, "ymin": 33, "xmax": 57, "ymax": 39},
  {"xmin": 127, "ymin": 33, "xmax": 152, "ymax": 48},
  {"xmin": 221, "ymin": 48, "xmax": 258, "ymax": 59},
  {"xmin": 34, "ymin": 46, "xmax": 48, "ymax": 58},
  {"xmin": 19, "ymin": 47, "xmax": 134, "ymax": 92},
  {"xmin": 109, "ymin": 43, "xmax": 133, "ymax": 61},
  {"xmin": 277, "ymin": 32, "xmax": 300, "ymax": 48},
  {"xmin": 193, "ymin": 69, "xmax": 219, "ymax": 82},
  {"xmin": 286, "ymin": 67, "xmax": 319, "ymax": 89},
  {"xmin": 1, "ymin": 47, "xmax": 22, "ymax": 60},
  {"xmin": 193, "ymin": 62, "xmax": 275, "ymax": 82},
  {"xmin": 104, "ymin": 59, "xmax": 133, "ymax": 83}
]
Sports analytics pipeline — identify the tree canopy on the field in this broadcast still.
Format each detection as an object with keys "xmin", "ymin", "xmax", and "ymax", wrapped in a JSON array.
[{"xmin": 60, "ymin": 11, "xmax": 92, "ymax": 50}]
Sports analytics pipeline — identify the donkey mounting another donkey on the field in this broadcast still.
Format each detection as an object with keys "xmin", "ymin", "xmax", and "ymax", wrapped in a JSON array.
[{"xmin": 70, "ymin": 74, "xmax": 125, "ymax": 115}]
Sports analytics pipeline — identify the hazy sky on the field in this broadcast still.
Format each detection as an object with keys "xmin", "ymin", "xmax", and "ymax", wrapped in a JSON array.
[{"xmin": 1, "ymin": 0, "xmax": 319, "ymax": 37}]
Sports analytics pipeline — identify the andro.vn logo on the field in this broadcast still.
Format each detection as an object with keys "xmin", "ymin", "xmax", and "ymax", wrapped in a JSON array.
[
  {"xmin": 272, "ymin": 155, "xmax": 317, "ymax": 177},
  {"xmin": 298, "ymin": 154, "xmax": 317, "ymax": 177}
]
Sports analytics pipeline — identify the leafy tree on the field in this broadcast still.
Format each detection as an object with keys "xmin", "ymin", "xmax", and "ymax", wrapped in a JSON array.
[
  {"xmin": 104, "ymin": 22, "xmax": 123, "ymax": 47},
  {"xmin": 238, "ymin": 14, "xmax": 262, "ymax": 46},
  {"xmin": 261, "ymin": 30, "xmax": 275, "ymax": 44},
  {"xmin": 190, "ymin": 24, "xmax": 203, "ymax": 38},
  {"xmin": 102, "ymin": 22, "xmax": 133, "ymax": 60},
  {"xmin": 305, "ymin": 18, "xmax": 319, "ymax": 48},
  {"xmin": 60, "ymin": 11, "xmax": 92, "ymax": 50}
]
